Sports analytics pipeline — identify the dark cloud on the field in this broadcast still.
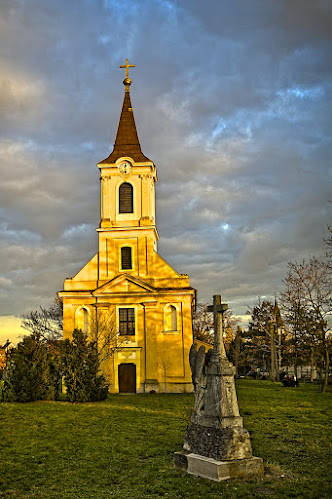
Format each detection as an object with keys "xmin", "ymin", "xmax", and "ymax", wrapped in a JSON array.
[{"xmin": 0, "ymin": 0, "xmax": 331, "ymax": 322}]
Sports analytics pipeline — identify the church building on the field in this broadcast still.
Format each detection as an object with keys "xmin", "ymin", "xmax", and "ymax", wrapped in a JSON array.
[{"xmin": 59, "ymin": 61, "xmax": 196, "ymax": 393}]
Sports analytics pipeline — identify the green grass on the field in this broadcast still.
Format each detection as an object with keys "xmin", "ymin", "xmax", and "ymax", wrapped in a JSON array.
[{"xmin": 0, "ymin": 380, "xmax": 331, "ymax": 498}]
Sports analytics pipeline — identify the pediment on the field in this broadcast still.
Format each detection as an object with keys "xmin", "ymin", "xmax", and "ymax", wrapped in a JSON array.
[{"xmin": 93, "ymin": 274, "xmax": 155, "ymax": 296}]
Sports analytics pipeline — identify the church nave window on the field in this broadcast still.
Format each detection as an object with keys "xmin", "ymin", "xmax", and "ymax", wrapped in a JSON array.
[
  {"xmin": 119, "ymin": 308, "xmax": 135, "ymax": 335},
  {"xmin": 121, "ymin": 246, "xmax": 132, "ymax": 270},
  {"xmin": 119, "ymin": 182, "xmax": 133, "ymax": 213},
  {"xmin": 75, "ymin": 306, "xmax": 89, "ymax": 334},
  {"xmin": 164, "ymin": 304, "xmax": 178, "ymax": 332}
]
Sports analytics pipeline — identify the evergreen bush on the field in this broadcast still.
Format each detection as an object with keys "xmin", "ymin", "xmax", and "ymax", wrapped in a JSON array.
[
  {"xmin": 5, "ymin": 333, "xmax": 58, "ymax": 402},
  {"xmin": 62, "ymin": 329, "xmax": 108, "ymax": 402},
  {"xmin": 0, "ymin": 379, "xmax": 15, "ymax": 402}
]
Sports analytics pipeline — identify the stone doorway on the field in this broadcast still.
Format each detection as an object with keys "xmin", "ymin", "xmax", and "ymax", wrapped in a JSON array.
[{"xmin": 118, "ymin": 363, "xmax": 136, "ymax": 393}]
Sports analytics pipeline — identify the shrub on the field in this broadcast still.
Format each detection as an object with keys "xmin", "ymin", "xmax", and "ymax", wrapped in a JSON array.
[
  {"xmin": 5, "ymin": 333, "xmax": 58, "ymax": 402},
  {"xmin": 62, "ymin": 330, "xmax": 108, "ymax": 403},
  {"xmin": 0, "ymin": 379, "xmax": 15, "ymax": 402}
]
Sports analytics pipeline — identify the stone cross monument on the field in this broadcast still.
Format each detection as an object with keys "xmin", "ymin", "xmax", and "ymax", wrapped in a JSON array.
[{"xmin": 174, "ymin": 295, "xmax": 264, "ymax": 481}]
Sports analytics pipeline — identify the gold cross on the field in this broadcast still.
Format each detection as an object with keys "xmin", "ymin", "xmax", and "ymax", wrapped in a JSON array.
[{"xmin": 119, "ymin": 58, "xmax": 135, "ymax": 79}]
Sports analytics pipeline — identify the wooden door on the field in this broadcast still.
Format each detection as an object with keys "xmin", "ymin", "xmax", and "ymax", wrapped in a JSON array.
[{"xmin": 118, "ymin": 363, "xmax": 136, "ymax": 393}]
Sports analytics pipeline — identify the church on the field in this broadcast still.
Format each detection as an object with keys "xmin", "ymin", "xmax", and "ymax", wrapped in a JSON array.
[{"xmin": 59, "ymin": 60, "xmax": 196, "ymax": 393}]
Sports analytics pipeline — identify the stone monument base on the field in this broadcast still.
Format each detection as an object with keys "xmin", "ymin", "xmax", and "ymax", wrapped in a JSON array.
[
  {"xmin": 184, "ymin": 423, "xmax": 253, "ymax": 461},
  {"xmin": 174, "ymin": 452, "xmax": 264, "ymax": 482}
]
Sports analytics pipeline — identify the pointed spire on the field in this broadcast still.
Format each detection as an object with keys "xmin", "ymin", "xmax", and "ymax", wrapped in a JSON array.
[
  {"xmin": 274, "ymin": 298, "xmax": 283, "ymax": 327},
  {"xmin": 99, "ymin": 60, "xmax": 150, "ymax": 164}
]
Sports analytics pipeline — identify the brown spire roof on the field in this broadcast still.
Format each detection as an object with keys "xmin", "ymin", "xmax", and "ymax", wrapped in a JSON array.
[
  {"xmin": 274, "ymin": 299, "xmax": 283, "ymax": 327},
  {"xmin": 99, "ymin": 90, "xmax": 151, "ymax": 164}
]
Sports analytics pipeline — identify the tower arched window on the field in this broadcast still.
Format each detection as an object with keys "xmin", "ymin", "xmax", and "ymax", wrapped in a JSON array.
[
  {"xmin": 119, "ymin": 182, "xmax": 133, "ymax": 213},
  {"xmin": 121, "ymin": 246, "xmax": 132, "ymax": 270}
]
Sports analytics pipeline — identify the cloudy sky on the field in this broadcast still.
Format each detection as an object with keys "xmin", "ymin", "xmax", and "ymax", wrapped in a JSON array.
[{"xmin": 1, "ymin": 0, "xmax": 331, "ymax": 342}]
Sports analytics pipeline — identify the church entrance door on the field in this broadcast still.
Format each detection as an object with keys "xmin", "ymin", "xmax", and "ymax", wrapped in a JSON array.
[{"xmin": 118, "ymin": 363, "xmax": 136, "ymax": 393}]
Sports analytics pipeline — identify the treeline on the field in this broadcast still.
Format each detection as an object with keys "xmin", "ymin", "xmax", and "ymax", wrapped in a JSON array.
[{"xmin": 0, "ymin": 330, "xmax": 108, "ymax": 403}]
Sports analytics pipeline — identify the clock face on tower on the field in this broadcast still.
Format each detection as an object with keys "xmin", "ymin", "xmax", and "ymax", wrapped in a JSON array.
[{"xmin": 118, "ymin": 161, "xmax": 132, "ymax": 175}]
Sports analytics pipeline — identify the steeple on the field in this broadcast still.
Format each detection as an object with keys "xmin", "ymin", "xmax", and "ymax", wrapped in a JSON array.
[
  {"xmin": 274, "ymin": 298, "xmax": 283, "ymax": 327},
  {"xmin": 100, "ymin": 59, "xmax": 151, "ymax": 164}
]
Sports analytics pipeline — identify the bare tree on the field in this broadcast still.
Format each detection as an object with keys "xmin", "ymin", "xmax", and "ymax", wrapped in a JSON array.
[
  {"xmin": 223, "ymin": 310, "xmax": 240, "ymax": 353},
  {"xmin": 193, "ymin": 303, "xmax": 214, "ymax": 345},
  {"xmin": 193, "ymin": 303, "xmax": 240, "ymax": 351},
  {"xmin": 89, "ymin": 307, "xmax": 118, "ymax": 362},
  {"xmin": 21, "ymin": 293, "xmax": 63, "ymax": 341},
  {"xmin": 246, "ymin": 298, "xmax": 282, "ymax": 381},
  {"xmin": 227, "ymin": 326, "xmax": 246, "ymax": 377},
  {"xmin": 88, "ymin": 306, "xmax": 127, "ymax": 387},
  {"xmin": 324, "ymin": 225, "xmax": 332, "ymax": 270},
  {"xmin": 280, "ymin": 275, "xmax": 319, "ymax": 381},
  {"xmin": 158, "ymin": 354, "xmax": 173, "ymax": 393},
  {"xmin": 280, "ymin": 258, "xmax": 332, "ymax": 392}
]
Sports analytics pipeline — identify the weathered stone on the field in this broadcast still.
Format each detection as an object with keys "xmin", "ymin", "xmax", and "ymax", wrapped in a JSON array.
[
  {"xmin": 186, "ymin": 454, "xmax": 264, "ymax": 482},
  {"xmin": 185, "ymin": 423, "xmax": 252, "ymax": 461}
]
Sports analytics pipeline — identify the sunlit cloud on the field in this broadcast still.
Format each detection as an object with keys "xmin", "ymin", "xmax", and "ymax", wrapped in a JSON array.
[{"xmin": 0, "ymin": 70, "xmax": 46, "ymax": 113}]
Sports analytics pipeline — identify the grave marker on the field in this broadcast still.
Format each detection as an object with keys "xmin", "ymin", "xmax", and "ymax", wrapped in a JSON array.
[{"xmin": 175, "ymin": 294, "xmax": 264, "ymax": 481}]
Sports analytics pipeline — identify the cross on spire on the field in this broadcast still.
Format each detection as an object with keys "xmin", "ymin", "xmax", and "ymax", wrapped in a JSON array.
[
  {"xmin": 120, "ymin": 58, "xmax": 135, "ymax": 92},
  {"xmin": 120, "ymin": 58, "xmax": 135, "ymax": 79}
]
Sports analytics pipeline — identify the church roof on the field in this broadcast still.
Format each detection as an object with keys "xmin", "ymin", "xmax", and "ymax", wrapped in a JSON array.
[{"xmin": 99, "ymin": 88, "xmax": 151, "ymax": 164}]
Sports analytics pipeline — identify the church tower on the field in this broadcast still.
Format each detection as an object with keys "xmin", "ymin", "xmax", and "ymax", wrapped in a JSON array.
[{"xmin": 60, "ymin": 60, "xmax": 196, "ymax": 393}]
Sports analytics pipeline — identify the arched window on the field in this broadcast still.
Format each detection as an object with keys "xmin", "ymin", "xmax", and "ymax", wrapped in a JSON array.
[
  {"xmin": 75, "ymin": 306, "xmax": 89, "ymax": 334},
  {"xmin": 164, "ymin": 304, "xmax": 178, "ymax": 331},
  {"xmin": 121, "ymin": 246, "xmax": 132, "ymax": 270},
  {"xmin": 119, "ymin": 182, "xmax": 133, "ymax": 213}
]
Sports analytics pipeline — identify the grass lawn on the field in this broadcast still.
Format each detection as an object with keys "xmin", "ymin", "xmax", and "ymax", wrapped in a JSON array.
[{"xmin": 0, "ymin": 380, "xmax": 331, "ymax": 498}]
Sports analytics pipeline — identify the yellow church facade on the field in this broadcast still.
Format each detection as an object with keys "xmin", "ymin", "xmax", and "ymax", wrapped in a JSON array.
[{"xmin": 59, "ymin": 62, "xmax": 196, "ymax": 393}]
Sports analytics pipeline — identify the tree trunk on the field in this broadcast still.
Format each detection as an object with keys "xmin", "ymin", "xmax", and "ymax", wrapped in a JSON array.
[
  {"xmin": 274, "ymin": 336, "xmax": 279, "ymax": 380},
  {"xmin": 270, "ymin": 323, "xmax": 278, "ymax": 382},
  {"xmin": 323, "ymin": 348, "xmax": 329, "ymax": 393},
  {"xmin": 318, "ymin": 355, "xmax": 323, "ymax": 391},
  {"xmin": 292, "ymin": 330, "xmax": 298, "ymax": 380},
  {"xmin": 310, "ymin": 348, "xmax": 315, "ymax": 382},
  {"xmin": 278, "ymin": 327, "xmax": 283, "ymax": 374}
]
